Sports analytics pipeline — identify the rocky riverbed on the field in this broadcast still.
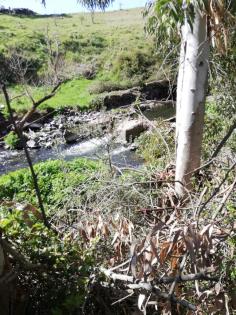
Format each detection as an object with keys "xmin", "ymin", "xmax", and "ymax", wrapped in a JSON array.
[{"xmin": 0, "ymin": 81, "xmax": 176, "ymax": 174}]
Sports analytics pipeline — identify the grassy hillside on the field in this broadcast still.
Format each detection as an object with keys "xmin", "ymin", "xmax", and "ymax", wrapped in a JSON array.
[{"xmin": 0, "ymin": 8, "xmax": 157, "ymax": 113}]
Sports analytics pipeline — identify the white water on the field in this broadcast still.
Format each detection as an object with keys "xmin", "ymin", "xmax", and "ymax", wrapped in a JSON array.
[{"xmin": 0, "ymin": 135, "xmax": 143, "ymax": 175}]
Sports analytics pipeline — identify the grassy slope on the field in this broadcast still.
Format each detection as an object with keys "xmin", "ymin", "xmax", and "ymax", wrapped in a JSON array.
[{"xmin": 0, "ymin": 8, "xmax": 154, "ymax": 113}]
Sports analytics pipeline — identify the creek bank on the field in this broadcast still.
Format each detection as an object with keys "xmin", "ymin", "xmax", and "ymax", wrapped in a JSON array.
[{"xmin": 102, "ymin": 80, "xmax": 176, "ymax": 110}]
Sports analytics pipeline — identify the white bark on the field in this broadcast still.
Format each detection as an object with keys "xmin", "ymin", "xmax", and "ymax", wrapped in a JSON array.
[{"xmin": 175, "ymin": 7, "xmax": 210, "ymax": 197}]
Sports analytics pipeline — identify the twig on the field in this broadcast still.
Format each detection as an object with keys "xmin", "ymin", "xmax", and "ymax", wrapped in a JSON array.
[
  {"xmin": 197, "ymin": 161, "xmax": 236, "ymax": 221},
  {"xmin": 111, "ymin": 292, "xmax": 134, "ymax": 305},
  {"xmin": 212, "ymin": 176, "xmax": 236, "ymax": 220},
  {"xmin": 211, "ymin": 120, "xmax": 236, "ymax": 159}
]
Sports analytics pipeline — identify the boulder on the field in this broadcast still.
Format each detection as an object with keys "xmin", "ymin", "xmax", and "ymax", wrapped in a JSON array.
[
  {"xmin": 27, "ymin": 139, "xmax": 40, "ymax": 149},
  {"xmin": 141, "ymin": 80, "xmax": 176, "ymax": 101},
  {"xmin": 140, "ymin": 100, "xmax": 176, "ymax": 120},
  {"xmin": 103, "ymin": 88, "xmax": 140, "ymax": 110},
  {"xmin": 24, "ymin": 122, "xmax": 43, "ymax": 131},
  {"xmin": 116, "ymin": 119, "xmax": 149, "ymax": 143},
  {"xmin": 63, "ymin": 130, "xmax": 81, "ymax": 144}
]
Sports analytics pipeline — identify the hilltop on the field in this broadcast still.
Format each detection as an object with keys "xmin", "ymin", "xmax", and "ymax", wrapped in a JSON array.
[{"xmin": 0, "ymin": 8, "xmax": 158, "ymax": 112}]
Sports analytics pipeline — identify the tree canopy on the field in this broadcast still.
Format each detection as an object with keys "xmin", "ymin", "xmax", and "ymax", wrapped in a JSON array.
[{"xmin": 41, "ymin": 0, "xmax": 115, "ymax": 10}]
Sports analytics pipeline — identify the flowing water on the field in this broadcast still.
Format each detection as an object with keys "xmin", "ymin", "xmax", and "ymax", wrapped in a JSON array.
[{"xmin": 0, "ymin": 135, "xmax": 143, "ymax": 175}]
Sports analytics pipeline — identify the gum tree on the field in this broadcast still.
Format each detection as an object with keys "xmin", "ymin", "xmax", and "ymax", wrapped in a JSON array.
[
  {"xmin": 41, "ymin": 0, "xmax": 235, "ymax": 197},
  {"xmin": 41, "ymin": 0, "xmax": 115, "ymax": 10},
  {"xmin": 148, "ymin": 0, "xmax": 235, "ymax": 197}
]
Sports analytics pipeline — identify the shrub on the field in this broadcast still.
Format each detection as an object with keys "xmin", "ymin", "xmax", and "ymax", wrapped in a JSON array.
[
  {"xmin": 88, "ymin": 95, "xmax": 105, "ymax": 110},
  {"xmin": 137, "ymin": 123, "xmax": 174, "ymax": 167},
  {"xmin": 4, "ymin": 131, "xmax": 21, "ymax": 149},
  {"xmin": 113, "ymin": 49, "xmax": 155, "ymax": 80}
]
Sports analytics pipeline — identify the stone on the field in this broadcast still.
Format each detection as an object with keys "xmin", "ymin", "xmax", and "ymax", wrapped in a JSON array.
[
  {"xmin": 140, "ymin": 100, "xmax": 176, "ymax": 120},
  {"xmin": 24, "ymin": 122, "xmax": 43, "ymax": 131},
  {"xmin": 103, "ymin": 88, "xmax": 140, "ymax": 110},
  {"xmin": 27, "ymin": 139, "xmax": 40, "ymax": 149},
  {"xmin": 141, "ymin": 80, "xmax": 176, "ymax": 101},
  {"xmin": 116, "ymin": 119, "xmax": 149, "ymax": 143},
  {"xmin": 63, "ymin": 130, "xmax": 80, "ymax": 144}
]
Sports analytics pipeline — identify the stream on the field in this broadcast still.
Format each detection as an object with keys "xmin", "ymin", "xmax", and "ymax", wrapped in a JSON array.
[
  {"xmin": 0, "ymin": 89, "xmax": 176, "ymax": 175},
  {"xmin": 0, "ymin": 133, "xmax": 144, "ymax": 175}
]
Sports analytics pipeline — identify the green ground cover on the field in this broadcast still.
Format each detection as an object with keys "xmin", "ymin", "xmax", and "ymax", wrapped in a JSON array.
[{"xmin": 0, "ymin": 158, "xmax": 103, "ymax": 209}]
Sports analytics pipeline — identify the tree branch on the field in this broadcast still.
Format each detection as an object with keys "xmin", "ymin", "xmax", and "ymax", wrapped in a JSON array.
[
  {"xmin": 19, "ymin": 80, "xmax": 63, "ymax": 129},
  {"xmin": 1, "ymin": 83, "xmax": 53, "ymax": 232},
  {"xmin": 1, "ymin": 239, "xmax": 45, "ymax": 271},
  {"xmin": 101, "ymin": 268, "xmax": 218, "ymax": 285}
]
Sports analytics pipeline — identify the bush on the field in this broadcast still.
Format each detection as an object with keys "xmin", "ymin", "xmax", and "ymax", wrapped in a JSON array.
[
  {"xmin": 88, "ymin": 95, "xmax": 105, "ymax": 110},
  {"xmin": 4, "ymin": 131, "xmax": 21, "ymax": 149},
  {"xmin": 137, "ymin": 122, "xmax": 175, "ymax": 167},
  {"xmin": 0, "ymin": 200, "xmax": 96, "ymax": 314},
  {"xmin": 113, "ymin": 49, "xmax": 155, "ymax": 80}
]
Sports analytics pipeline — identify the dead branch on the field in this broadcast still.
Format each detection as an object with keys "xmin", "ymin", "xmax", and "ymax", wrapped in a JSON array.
[
  {"xmin": 212, "ymin": 176, "xmax": 236, "ymax": 220},
  {"xmin": 129, "ymin": 284, "xmax": 197, "ymax": 311},
  {"xmin": 18, "ymin": 80, "xmax": 63, "ymax": 129},
  {"xmin": 0, "ymin": 269, "xmax": 18, "ymax": 284},
  {"xmin": 211, "ymin": 120, "xmax": 236, "ymax": 159},
  {"xmin": 197, "ymin": 160, "xmax": 236, "ymax": 220},
  {"xmin": 188, "ymin": 119, "xmax": 236, "ymax": 176},
  {"xmin": 101, "ymin": 268, "xmax": 218, "ymax": 285},
  {"xmin": 1, "ymin": 83, "xmax": 53, "ymax": 231},
  {"xmin": 1, "ymin": 239, "xmax": 45, "ymax": 271}
]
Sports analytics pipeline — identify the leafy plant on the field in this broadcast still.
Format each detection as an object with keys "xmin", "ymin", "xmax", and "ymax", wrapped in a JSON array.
[{"xmin": 4, "ymin": 131, "xmax": 21, "ymax": 149}]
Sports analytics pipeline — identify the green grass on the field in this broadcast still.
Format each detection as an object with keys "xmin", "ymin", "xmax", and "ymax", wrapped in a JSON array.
[
  {"xmin": 0, "ymin": 8, "xmax": 156, "ymax": 113},
  {"xmin": 2, "ymin": 78, "xmax": 97, "ymax": 112}
]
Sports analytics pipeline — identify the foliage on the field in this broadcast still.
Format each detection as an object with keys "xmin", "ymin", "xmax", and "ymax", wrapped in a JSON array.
[
  {"xmin": 0, "ymin": 158, "xmax": 102, "ymax": 210},
  {"xmin": 77, "ymin": 0, "xmax": 115, "ymax": 11},
  {"xmin": 4, "ymin": 131, "xmax": 21, "ymax": 149},
  {"xmin": 137, "ymin": 122, "xmax": 175, "ymax": 167},
  {"xmin": 112, "ymin": 49, "xmax": 155, "ymax": 80},
  {"xmin": 0, "ymin": 203, "xmax": 97, "ymax": 314}
]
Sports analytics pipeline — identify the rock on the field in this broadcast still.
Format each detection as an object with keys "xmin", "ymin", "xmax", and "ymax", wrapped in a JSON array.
[
  {"xmin": 140, "ymin": 100, "xmax": 176, "ymax": 120},
  {"xmin": 27, "ymin": 139, "xmax": 40, "ymax": 149},
  {"xmin": 116, "ymin": 119, "xmax": 149, "ymax": 143},
  {"xmin": 141, "ymin": 80, "xmax": 176, "ymax": 101},
  {"xmin": 24, "ymin": 122, "xmax": 43, "ymax": 131},
  {"xmin": 103, "ymin": 88, "xmax": 140, "ymax": 110},
  {"xmin": 64, "ymin": 130, "xmax": 80, "ymax": 144}
]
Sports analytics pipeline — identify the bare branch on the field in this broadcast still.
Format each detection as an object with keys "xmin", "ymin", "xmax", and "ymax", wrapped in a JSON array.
[
  {"xmin": 1, "ymin": 83, "xmax": 53, "ymax": 232},
  {"xmin": 18, "ymin": 80, "xmax": 63, "ymax": 129}
]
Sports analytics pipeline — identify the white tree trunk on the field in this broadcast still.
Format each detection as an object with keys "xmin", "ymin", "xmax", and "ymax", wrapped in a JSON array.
[{"xmin": 175, "ymin": 7, "xmax": 210, "ymax": 197}]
